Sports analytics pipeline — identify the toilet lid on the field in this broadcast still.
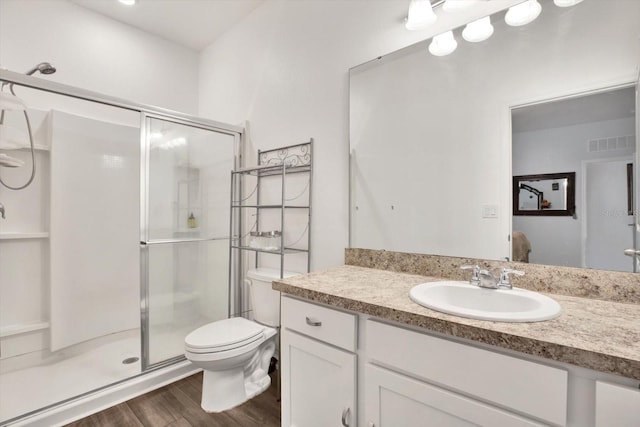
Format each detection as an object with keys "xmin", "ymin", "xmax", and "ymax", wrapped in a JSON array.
[{"xmin": 185, "ymin": 317, "xmax": 264, "ymax": 351}]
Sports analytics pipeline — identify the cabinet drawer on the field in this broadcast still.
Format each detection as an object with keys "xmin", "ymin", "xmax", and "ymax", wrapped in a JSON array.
[
  {"xmin": 281, "ymin": 296, "xmax": 357, "ymax": 352},
  {"xmin": 595, "ymin": 381, "xmax": 640, "ymax": 427},
  {"xmin": 367, "ymin": 319, "xmax": 568, "ymax": 426}
]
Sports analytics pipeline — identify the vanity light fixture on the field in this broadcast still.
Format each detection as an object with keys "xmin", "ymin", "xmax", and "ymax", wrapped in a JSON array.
[
  {"xmin": 462, "ymin": 16, "xmax": 494, "ymax": 42},
  {"xmin": 442, "ymin": 0, "xmax": 478, "ymax": 12},
  {"xmin": 118, "ymin": 0, "xmax": 136, "ymax": 5},
  {"xmin": 405, "ymin": 0, "xmax": 437, "ymax": 31},
  {"xmin": 553, "ymin": 0, "xmax": 584, "ymax": 7},
  {"xmin": 505, "ymin": 0, "xmax": 542, "ymax": 27},
  {"xmin": 429, "ymin": 31, "xmax": 458, "ymax": 56}
]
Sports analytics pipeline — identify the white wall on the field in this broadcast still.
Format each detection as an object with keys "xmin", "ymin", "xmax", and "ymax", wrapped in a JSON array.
[
  {"xmin": 0, "ymin": 0, "xmax": 199, "ymax": 114},
  {"xmin": 197, "ymin": 0, "xmax": 469, "ymax": 270},
  {"xmin": 513, "ymin": 117, "xmax": 635, "ymax": 267}
]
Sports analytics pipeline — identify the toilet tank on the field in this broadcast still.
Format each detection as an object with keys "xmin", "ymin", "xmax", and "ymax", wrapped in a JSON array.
[{"xmin": 246, "ymin": 268, "xmax": 300, "ymax": 327}]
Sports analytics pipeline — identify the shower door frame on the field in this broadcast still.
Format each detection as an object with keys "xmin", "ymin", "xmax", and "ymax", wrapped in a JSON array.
[
  {"xmin": 139, "ymin": 112, "xmax": 242, "ymax": 370},
  {"xmin": 0, "ymin": 68, "xmax": 244, "ymax": 411}
]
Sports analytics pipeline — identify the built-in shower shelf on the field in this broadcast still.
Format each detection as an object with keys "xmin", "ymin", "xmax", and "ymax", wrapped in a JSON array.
[
  {"xmin": 0, "ymin": 321, "xmax": 49, "ymax": 338},
  {"xmin": 0, "ymin": 232, "xmax": 49, "ymax": 240}
]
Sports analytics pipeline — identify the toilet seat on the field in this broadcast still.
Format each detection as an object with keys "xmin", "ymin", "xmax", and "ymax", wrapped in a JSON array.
[{"xmin": 185, "ymin": 317, "xmax": 265, "ymax": 354}]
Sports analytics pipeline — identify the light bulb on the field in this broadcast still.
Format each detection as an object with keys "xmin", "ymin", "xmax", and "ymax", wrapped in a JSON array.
[
  {"xmin": 462, "ymin": 16, "xmax": 494, "ymax": 42},
  {"xmin": 553, "ymin": 0, "xmax": 584, "ymax": 6},
  {"xmin": 505, "ymin": 0, "xmax": 542, "ymax": 27},
  {"xmin": 405, "ymin": 0, "xmax": 437, "ymax": 31},
  {"xmin": 118, "ymin": 0, "xmax": 136, "ymax": 6},
  {"xmin": 429, "ymin": 31, "xmax": 458, "ymax": 56}
]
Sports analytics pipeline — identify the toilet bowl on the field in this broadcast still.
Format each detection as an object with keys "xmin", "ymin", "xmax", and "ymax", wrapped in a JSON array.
[
  {"xmin": 184, "ymin": 268, "xmax": 299, "ymax": 412},
  {"xmin": 185, "ymin": 317, "xmax": 277, "ymax": 412}
]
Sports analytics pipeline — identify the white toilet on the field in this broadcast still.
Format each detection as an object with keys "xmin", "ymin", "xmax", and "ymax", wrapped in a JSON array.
[{"xmin": 184, "ymin": 268, "xmax": 298, "ymax": 412}]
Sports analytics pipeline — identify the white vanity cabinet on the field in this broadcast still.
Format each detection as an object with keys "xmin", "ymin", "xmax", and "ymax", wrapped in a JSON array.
[
  {"xmin": 364, "ymin": 319, "xmax": 568, "ymax": 427},
  {"xmin": 595, "ymin": 381, "xmax": 640, "ymax": 427},
  {"xmin": 279, "ymin": 293, "xmax": 638, "ymax": 427},
  {"xmin": 280, "ymin": 296, "xmax": 357, "ymax": 427}
]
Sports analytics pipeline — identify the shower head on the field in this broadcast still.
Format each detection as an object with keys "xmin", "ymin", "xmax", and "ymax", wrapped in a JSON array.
[{"xmin": 25, "ymin": 62, "xmax": 56, "ymax": 76}]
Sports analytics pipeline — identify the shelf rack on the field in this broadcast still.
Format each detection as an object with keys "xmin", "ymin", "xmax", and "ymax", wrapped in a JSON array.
[{"xmin": 229, "ymin": 140, "xmax": 313, "ymax": 278}]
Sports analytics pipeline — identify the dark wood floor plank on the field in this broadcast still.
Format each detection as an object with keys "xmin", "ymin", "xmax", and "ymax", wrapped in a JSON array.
[
  {"xmin": 65, "ymin": 402, "xmax": 144, "ymax": 427},
  {"xmin": 165, "ymin": 417, "xmax": 193, "ymax": 427},
  {"xmin": 242, "ymin": 390, "xmax": 281, "ymax": 426},
  {"xmin": 173, "ymin": 374, "xmax": 205, "ymax": 407},
  {"xmin": 184, "ymin": 372, "xmax": 203, "ymax": 389},
  {"xmin": 168, "ymin": 379, "xmax": 264, "ymax": 427},
  {"xmin": 165, "ymin": 382, "xmax": 232, "ymax": 427},
  {"xmin": 126, "ymin": 386, "xmax": 185, "ymax": 426},
  {"xmin": 66, "ymin": 371, "xmax": 281, "ymax": 427},
  {"xmin": 214, "ymin": 373, "xmax": 280, "ymax": 427}
]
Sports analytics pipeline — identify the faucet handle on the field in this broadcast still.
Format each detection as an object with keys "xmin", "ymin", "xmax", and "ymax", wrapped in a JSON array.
[
  {"xmin": 460, "ymin": 265, "xmax": 481, "ymax": 285},
  {"xmin": 498, "ymin": 268, "xmax": 524, "ymax": 289}
]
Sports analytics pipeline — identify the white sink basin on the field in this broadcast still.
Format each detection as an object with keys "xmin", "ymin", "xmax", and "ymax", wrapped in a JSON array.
[{"xmin": 409, "ymin": 281, "xmax": 561, "ymax": 322}]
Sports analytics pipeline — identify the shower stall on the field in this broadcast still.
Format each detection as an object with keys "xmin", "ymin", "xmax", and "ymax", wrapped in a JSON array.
[{"xmin": 0, "ymin": 69, "xmax": 242, "ymax": 425}]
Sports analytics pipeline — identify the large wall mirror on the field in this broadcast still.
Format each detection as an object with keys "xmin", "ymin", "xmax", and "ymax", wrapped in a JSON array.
[{"xmin": 349, "ymin": 0, "xmax": 639, "ymax": 272}]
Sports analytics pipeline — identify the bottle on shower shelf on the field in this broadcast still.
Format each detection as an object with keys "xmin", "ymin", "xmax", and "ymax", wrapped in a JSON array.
[{"xmin": 188, "ymin": 212, "xmax": 197, "ymax": 229}]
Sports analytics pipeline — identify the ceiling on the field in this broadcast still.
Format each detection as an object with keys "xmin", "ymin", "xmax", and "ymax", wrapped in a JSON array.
[
  {"xmin": 70, "ymin": 0, "xmax": 264, "ymax": 51},
  {"xmin": 512, "ymin": 86, "xmax": 636, "ymax": 133}
]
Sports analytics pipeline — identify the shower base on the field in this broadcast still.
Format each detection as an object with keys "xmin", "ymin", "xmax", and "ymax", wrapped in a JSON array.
[
  {"xmin": 0, "ymin": 328, "xmax": 197, "ymax": 426},
  {"xmin": 0, "ymin": 329, "xmax": 140, "ymax": 423}
]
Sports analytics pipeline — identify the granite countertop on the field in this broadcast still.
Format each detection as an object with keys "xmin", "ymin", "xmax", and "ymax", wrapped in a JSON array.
[{"xmin": 273, "ymin": 265, "xmax": 640, "ymax": 381}]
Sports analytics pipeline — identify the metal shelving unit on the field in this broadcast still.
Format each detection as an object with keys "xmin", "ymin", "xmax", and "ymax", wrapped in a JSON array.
[{"xmin": 230, "ymin": 140, "xmax": 313, "ymax": 278}]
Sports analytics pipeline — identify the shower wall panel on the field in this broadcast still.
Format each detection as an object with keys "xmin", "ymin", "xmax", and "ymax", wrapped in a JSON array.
[
  {"xmin": 49, "ymin": 110, "xmax": 140, "ymax": 351},
  {"xmin": 0, "ymin": 109, "xmax": 51, "ymax": 359}
]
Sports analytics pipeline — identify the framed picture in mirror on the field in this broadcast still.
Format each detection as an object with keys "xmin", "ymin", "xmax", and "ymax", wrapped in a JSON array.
[{"xmin": 513, "ymin": 172, "xmax": 576, "ymax": 216}]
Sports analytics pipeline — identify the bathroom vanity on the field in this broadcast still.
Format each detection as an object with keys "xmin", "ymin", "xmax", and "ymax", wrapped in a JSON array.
[{"xmin": 275, "ymin": 250, "xmax": 640, "ymax": 427}]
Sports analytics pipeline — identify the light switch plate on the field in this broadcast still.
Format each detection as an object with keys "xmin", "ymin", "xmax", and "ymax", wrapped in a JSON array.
[{"xmin": 482, "ymin": 204, "xmax": 498, "ymax": 218}]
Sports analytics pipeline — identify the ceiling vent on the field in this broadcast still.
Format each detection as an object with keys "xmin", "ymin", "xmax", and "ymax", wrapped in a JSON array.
[{"xmin": 587, "ymin": 135, "xmax": 635, "ymax": 153}]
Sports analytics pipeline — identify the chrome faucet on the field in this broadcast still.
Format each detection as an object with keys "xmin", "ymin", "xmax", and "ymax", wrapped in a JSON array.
[
  {"xmin": 460, "ymin": 265, "xmax": 481, "ymax": 286},
  {"xmin": 461, "ymin": 265, "xmax": 524, "ymax": 289},
  {"xmin": 0, "ymin": 202, "xmax": 4, "ymax": 219},
  {"xmin": 496, "ymin": 268, "xmax": 525, "ymax": 289}
]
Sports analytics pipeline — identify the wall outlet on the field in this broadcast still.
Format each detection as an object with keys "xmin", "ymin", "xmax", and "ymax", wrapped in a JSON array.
[{"xmin": 482, "ymin": 204, "xmax": 498, "ymax": 218}]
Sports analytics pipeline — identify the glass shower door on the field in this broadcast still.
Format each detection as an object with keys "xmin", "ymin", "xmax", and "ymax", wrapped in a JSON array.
[{"xmin": 141, "ymin": 114, "xmax": 238, "ymax": 368}]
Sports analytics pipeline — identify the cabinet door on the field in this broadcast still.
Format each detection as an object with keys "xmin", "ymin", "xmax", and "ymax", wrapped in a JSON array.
[
  {"xmin": 367, "ymin": 319, "xmax": 567, "ymax": 425},
  {"xmin": 595, "ymin": 381, "xmax": 640, "ymax": 427},
  {"xmin": 364, "ymin": 364, "xmax": 545, "ymax": 427},
  {"xmin": 281, "ymin": 329, "xmax": 356, "ymax": 427}
]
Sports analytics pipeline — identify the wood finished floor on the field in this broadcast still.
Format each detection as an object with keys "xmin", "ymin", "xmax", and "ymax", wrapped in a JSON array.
[{"xmin": 65, "ymin": 372, "xmax": 280, "ymax": 427}]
